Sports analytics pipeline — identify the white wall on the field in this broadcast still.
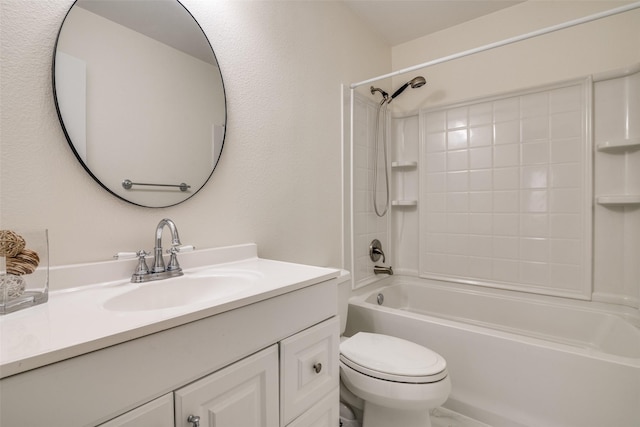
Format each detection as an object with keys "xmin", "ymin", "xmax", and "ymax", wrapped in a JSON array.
[
  {"xmin": 390, "ymin": 1, "xmax": 640, "ymax": 113},
  {"xmin": 0, "ymin": 1, "xmax": 390, "ymax": 268}
]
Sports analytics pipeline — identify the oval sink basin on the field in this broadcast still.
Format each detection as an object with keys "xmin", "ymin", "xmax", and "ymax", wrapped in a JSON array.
[{"xmin": 103, "ymin": 270, "xmax": 261, "ymax": 312}]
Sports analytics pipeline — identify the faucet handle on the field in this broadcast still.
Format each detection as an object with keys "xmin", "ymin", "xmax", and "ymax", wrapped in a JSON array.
[
  {"xmin": 166, "ymin": 245, "xmax": 194, "ymax": 272},
  {"xmin": 134, "ymin": 250, "xmax": 150, "ymax": 276},
  {"xmin": 166, "ymin": 245, "xmax": 195, "ymax": 254}
]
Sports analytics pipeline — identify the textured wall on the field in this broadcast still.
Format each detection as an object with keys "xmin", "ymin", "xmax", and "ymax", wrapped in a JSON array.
[{"xmin": 0, "ymin": 0, "xmax": 389, "ymax": 268}]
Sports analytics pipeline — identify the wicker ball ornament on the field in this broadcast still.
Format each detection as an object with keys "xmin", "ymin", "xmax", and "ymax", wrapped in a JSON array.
[{"xmin": 0, "ymin": 230, "xmax": 26, "ymax": 258}]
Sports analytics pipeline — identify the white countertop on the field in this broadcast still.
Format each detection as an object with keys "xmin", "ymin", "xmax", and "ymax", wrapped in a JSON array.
[{"xmin": 0, "ymin": 244, "xmax": 339, "ymax": 378}]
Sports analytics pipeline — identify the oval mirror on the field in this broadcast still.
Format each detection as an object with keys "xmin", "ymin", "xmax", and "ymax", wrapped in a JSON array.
[{"xmin": 53, "ymin": 0, "xmax": 226, "ymax": 207}]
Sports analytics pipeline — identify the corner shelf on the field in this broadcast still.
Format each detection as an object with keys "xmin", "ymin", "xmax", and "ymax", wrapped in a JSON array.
[
  {"xmin": 597, "ymin": 195, "xmax": 640, "ymax": 206},
  {"xmin": 391, "ymin": 200, "xmax": 417, "ymax": 207},
  {"xmin": 596, "ymin": 137, "xmax": 640, "ymax": 152},
  {"xmin": 391, "ymin": 161, "xmax": 418, "ymax": 169}
]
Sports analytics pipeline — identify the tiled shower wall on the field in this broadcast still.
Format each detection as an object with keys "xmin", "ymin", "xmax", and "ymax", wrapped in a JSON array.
[
  {"xmin": 351, "ymin": 70, "xmax": 639, "ymax": 306},
  {"xmin": 420, "ymin": 81, "xmax": 591, "ymax": 298}
]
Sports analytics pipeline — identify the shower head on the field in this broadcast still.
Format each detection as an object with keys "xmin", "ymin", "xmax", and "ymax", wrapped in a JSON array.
[{"xmin": 388, "ymin": 76, "xmax": 426, "ymax": 103}]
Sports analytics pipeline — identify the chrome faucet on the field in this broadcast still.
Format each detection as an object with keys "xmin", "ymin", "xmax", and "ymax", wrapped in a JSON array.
[
  {"xmin": 152, "ymin": 218, "xmax": 182, "ymax": 274},
  {"xmin": 124, "ymin": 218, "xmax": 192, "ymax": 283}
]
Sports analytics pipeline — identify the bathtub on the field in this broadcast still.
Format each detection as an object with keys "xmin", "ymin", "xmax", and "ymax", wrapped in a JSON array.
[{"xmin": 344, "ymin": 276, "xmax": 640, "ymax": 427}]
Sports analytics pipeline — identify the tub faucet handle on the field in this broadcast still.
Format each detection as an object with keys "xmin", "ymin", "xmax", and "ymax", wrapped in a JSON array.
[{"xmin": 369, "ymin": 239, "xmax": 386, "ymax": 263}]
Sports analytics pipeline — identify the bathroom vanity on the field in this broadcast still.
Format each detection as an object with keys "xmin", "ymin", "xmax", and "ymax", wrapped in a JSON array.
[{"xmin": 0, "ymin": 244, "xmax": 340, "ymax": 426}]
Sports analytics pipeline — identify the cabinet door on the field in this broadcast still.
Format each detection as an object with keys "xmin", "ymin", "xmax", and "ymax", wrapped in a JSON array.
[
  {"xmin": 99, "ymin": 393, "xmax": 173, "ymax": 427},
  {"xmin": 280, "ymin": 317, "xmax": 339, "ymax": 426},
  {"xmin": 286, "ymin": 388, "xmax": 339, "ymax": 427},
  {"xmin": 175, "ymin": 345, "xmax": 279, "ymax": 427}
]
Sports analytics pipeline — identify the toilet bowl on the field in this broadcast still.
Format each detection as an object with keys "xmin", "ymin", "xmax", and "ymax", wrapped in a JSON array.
[{"xmin": 337, "ymin": 273, "xmax": 451, "ymax": 427}]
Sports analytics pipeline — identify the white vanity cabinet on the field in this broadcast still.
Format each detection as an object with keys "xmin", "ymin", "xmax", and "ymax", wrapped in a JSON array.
[
  {"xmin": 174, "ymin": 345, "xmax": 279, "ymax": 427},
  {"xmin": 0, "ymin": 277, "xmax": 339, "ymax": 427},
  {"xmin": 100, "ymin": 394, "xmax": 175, "ymax": 427},
  {"xmin": 280, "ymin": 317, "xmax": 340, "ymax": 427}
]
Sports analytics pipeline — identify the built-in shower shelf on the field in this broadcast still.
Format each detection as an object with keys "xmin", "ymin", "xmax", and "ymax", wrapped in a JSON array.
[
  {"xmin": 596, "ymin": 137, "xmax": 640, "ymax": 151},
  {"xmin": 391, "ymin": 200, "xmax": 417, "ymax": 207},
  {"xmin": 391, "ymin": 161, "xmax": 418, "ymax": 169},
  {"xmin": 597, "ymin": 195, "xmax": 640, "ymax": 206}
]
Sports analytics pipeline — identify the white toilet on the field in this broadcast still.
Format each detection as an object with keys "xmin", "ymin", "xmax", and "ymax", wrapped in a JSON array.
[{"xmin": 338, "ymin": 273, "xmax": 451, "ymax": 427}]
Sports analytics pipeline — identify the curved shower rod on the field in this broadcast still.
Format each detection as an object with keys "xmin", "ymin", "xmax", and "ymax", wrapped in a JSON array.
[{"xmin": 350, "ymin": 1, "xmax": 640, "ymax": 89}]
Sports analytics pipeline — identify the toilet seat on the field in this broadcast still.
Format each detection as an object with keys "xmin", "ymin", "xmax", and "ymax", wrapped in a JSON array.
[{"xmin": 340, "ymin": 332, "xmax": 447, "ymax": 383}]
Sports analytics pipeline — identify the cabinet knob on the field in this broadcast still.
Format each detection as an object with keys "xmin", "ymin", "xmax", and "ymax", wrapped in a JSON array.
[
  {"xmin": 313, "ymin": 362, "xmax": 322, "ymax": 374},
  {"xmin": 187, "ymin": 415, "xmax": 200, "ymax": 427}
]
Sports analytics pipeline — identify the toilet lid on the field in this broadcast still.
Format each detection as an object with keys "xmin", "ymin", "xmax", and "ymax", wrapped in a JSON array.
[{"xmin": 340, "ymin": 332, "xmax": 447, "ymax": 382}]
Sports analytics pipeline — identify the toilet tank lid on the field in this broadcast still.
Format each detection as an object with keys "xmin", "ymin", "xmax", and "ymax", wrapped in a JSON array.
[{"xmin": 340, "ymin": 332, "xmax": 446, "ymax": 377}]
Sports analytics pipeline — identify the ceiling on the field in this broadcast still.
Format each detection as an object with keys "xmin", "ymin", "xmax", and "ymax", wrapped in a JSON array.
[{"xmin": 342, "ymin": 0, "xmax": 525, "ymax": 46}]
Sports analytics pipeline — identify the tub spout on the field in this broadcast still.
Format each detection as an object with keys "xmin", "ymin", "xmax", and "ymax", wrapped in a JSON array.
[{"xmin": 374, "ymin": 265, "xmax": 393, "ymax": 275}]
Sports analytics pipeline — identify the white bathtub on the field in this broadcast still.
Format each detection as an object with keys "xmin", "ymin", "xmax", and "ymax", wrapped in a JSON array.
[{"xmin": 344, "ymin": 276, "xmax": 640, "ymax": 427}]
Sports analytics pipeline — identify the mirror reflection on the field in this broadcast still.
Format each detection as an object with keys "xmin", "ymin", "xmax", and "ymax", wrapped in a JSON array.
[{"xmin": 54, "ymin": 0, "xmax": 226, "ymax": 207}]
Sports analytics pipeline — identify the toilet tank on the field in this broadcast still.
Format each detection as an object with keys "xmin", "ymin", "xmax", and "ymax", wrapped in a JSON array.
[{"xmin": 337, "ymin": 270, "xmax": 352, "ymax": 335}]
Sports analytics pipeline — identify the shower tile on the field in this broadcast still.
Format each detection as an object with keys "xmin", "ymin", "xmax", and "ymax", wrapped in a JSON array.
[
  {"xmin": 426, "ymin": 152, "xmax": 447, "ymax": 172},
  {"xmin": 493, "ymin": 143, "xmax": 519, "ymax": 167},
  {"xmin": 494, "ymin": 120, "xmax": 520, "ymax": 145},
  {"xmin": 493, "ymin": 236, "xmax": 519, "ymax": 259},
  {"xmin": 521, "ymin": 92, "xmax": 549, "ymax": 118},
  {"xmin": 470, "ymin": 146, "xmax": 492, "ymax": 169},
  {"xmin": 447, "ymin": 213, "xmax": 469, "ymax": 233},
  {"xmin": 469, "ymin": 169, "xmax": 492, "ymax": 191},
  {"xmin": 426, "ymin": 213, "xmax": 447, "ymax": 232},
  {"xmin": 448, "ymin": 129, "xmax": 468, "ymax": 150},
  {"xmin": 549, "ymin": 213, "xmax": 582, "ymax": 238},
  {"xmin": 425, "ymin": 192, "xmax": 446, "ymax": 212},
  {"xmin": 521, "ymin": 213, "xmax": 548, "ymax": 237},
  {"xmin": 447, "ymin": 192, "xmax": 469, "ymax": 212},
  {"xmin": 447, "ymin": 234, "xmax": 469, "ymax": 255},
  {"xmin": 522, "ymin": 140, "xmax": 549, "ymax": 165},
  {"xmin": 447, "ymin": 107, "xmax": 468, "ymax": 129},
  {"xmin": 447, "ymin": 150, "xmax": 468, "ymax": 171},
  {"xmin": 426, "ymin": 172, "xmax": 447, "ymax": 193},
  {"xmin": 521, "ymin": 189, "xmax": 548, "ymax": 213},
  {"xmin": 494, "ymin": 97, "xmax": 520, "ymax": 122},
  {"xmin": 550, "ymin": 238, "xmax": 581, "ymax": 264},
  {"xmin": 520, "ymin": 237, "xmax": 548, "ymax": 262},
  {"xmin": 520, "ymin": 261, "xmax": 549, "ymax": 286},
  {"xmin": 549, "ymin": 188, "xmax": 581, "ymax": 213},
  {"xmin": 424, "ymin": 253, "xmax": 448, "ymax": 274},
  {"xmin": 446, "ymin": 254, "xmax": 469, "ymax": 276},
  {"xmin": 469, "ymin": 102, "xmax": 493, "ymax": 126},
  {"xmin": 493, "ymin": 190, "xmax": 519, "ymax": 212},
  {"xmin": 493, "ymin": 167, "xmax": 519, "ymax": 190},
  {"xmin": 550, "ymin": 138, "xmax": 582, "ymax": 163},
  {"xmin": 424, "ymin": 233, "xmax": 447, "ymax": 252},
  {"xmin": 468, "ymin": 235, "xmax": 492, "ymax": 256},
  {"xmin": 550, "ymin": 110, "xmax": 582, "ymax": 139},
  {"xmin": 425, "ymin": 111, "xmax": 446, "ymax": 133},
  {"xmin": 468, "ymin": 256, "xmax": 493, "ymax": 279},
  {"xmin": 469, "ymin": 213, "xmax": 493, "ymax": 235},
  {"xmin": 521, "ymin": 165, "xmax": 548, "ymax": 189},
  {"xmin": 447, "ymin": 171, "xmax": 469, "ymax": 191},
  {"xmin": 470, "ymin": 192, "xmax": 492, "ymax": 212},
  {"xmin": 492, "ymin": 259, "xmax": 519, "ymax": 282},
  {"xmin": 470, "ymin": 125, "xmax": 493, "ymax": 147},
  {"xmin": 493, "ymin": 213, "xmax": 519, "ymax": 236},
  {"xmin": 550, "ymin": 85, "xmax": 582, "ymax": 114},
  {"xmin": 550, "ymin": 263, "xmax": 582, "ymax": 290},
  {"xmin": 521, "ymin": 116, "xmax": 549, "ymax": 142},
  {"xmin": 550, "ymin": 163, "xmax": 581, "ymax": 188},
  {"xmin": 426, "ymin": 131, "xmax": 446, "ymax": 152}
]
